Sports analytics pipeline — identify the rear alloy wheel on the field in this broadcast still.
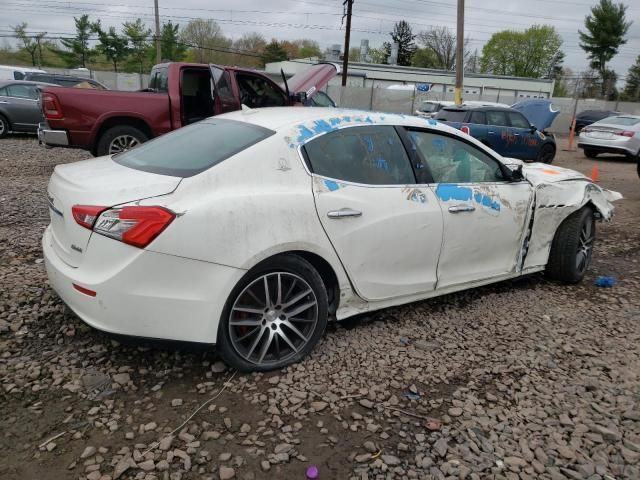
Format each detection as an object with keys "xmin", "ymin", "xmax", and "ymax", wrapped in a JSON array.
[
  {"xmin": 537, "ymin": 143, "xmax": 556, "ymax": 163},
  {"xmin": 0, "ymin": 114, "xmax": 9, "ymax": 139},
  {"xmin": 546, "ymin": 207, "xmax": 595, "ymax": 283},
  {"xmin": 218, "ymin": 255, "xmax": 328, "ymax": 372},
  {"xmin": 584, "ymin": 148, "xmax": 598, "ymax": 159},
  {"xmin": 96, "ymin": 125, "xmax": 148, "ymax": 156}
]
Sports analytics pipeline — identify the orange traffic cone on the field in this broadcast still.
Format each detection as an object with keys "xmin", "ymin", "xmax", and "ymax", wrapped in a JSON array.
[{"xmin": 591, "ymin": 164, "xmax": 600, "ymax": 182}]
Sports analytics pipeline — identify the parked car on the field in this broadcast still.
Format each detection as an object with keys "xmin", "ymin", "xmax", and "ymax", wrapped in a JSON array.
[
  {"xmin": 38, "ymin": 62, "xmax": 339, "ymax": 156},
  {"xmin": 578, "ymin": 115, "xmax": 640, "ymax": 161},
  {"xmin": 43, "ymin": 107, "xmax": 620, "ymax": 371},
  {"xmin": 23, "ymin": 72, "xmax": 107, "ymax": 90},
  {"xmin": 0, "ymin": 80, "xmax": 57, "ymax": 138},
  {"xmin": 416, "ymin": 100, "xmax": 510, "ymax": 118},
  {"xmin": 435, "ymin": 100, "xmax": 559, "ymax": 162},
  {"xmin": 574, "ymin": 109, "xmax": 620, "ymax": 134},
  {"xmin": 0, "ymin": 65, "xmax": 46, "ymax": 81}
]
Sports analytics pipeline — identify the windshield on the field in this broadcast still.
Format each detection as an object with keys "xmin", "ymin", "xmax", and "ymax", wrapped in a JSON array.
[
  {"xmin": 114, "ymin": 119, "xmax": 275, "ymax": 177},
  {"xmin": 600, "ymin": 116, "xmax": 640, "ymax": 126},
  {"xmin": 419, "ymin": 102, "xmax": 437, "ymax": 113}
]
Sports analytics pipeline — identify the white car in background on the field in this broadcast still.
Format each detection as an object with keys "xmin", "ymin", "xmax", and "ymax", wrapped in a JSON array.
[
  {"xmin": 43, "ymin": 107, "xmax": 620, "ymax": 371},
  {"xmin": 578, "ymin": 114, "xmax": 640, "ymax": 161}
]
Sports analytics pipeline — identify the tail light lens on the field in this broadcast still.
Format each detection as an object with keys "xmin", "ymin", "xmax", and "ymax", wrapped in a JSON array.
[
  {"xmin": 42, "ymin": 92, "xmax": 63, "ymax": 119},
  {"xmin": 618, "ymin": 130, "xmax": 635, "ymax": 137},
  {"xmin": 72, "ymin": 205, "xmax": 106, "ymax": 229},
  {"xmin": 73, "ymin": 205, "xmax": 175, "ymax": 248}
]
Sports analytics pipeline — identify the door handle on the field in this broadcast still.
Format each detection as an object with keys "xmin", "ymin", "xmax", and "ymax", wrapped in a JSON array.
[
  {"xmin": 448, "ymin": 205, "xmax": 476, "ymax": 213},
  {"xmin": 327, "ymin": 208, "xmax": 362, "ymax": 219}
]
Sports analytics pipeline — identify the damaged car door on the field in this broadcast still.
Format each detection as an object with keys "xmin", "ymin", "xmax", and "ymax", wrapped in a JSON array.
[
  {"xmin": 304, "ymin": 124, "xmax": 444, "ymax": 301},
  {"xmin": 404, "ymin": 128, "xmax": 534, "ymax": 288}
]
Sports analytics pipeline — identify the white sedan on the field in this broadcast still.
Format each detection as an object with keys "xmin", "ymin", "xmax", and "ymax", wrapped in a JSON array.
[
  {"xmin": 43, "ymin": 107, "xmax": 621, "ymax": 371},
  {"xmin": 578, "ymin": 114, "xmax": 640, "ymax": 160}
]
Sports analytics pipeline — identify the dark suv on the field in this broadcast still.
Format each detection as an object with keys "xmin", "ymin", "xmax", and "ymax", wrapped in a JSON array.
[
  {"xmin": 23, "ymin": 73, "xmax": 107, "ymax": 90},
  {"xmin": 435, "ymin": 103, "xmax": 558, "ymax": 163}
]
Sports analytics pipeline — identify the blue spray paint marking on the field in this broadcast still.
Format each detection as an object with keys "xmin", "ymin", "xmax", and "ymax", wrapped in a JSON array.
[
  {"xmin": 432, "ymin": 138, "xmax": 446, "ymax": 152},
  {"xmin": 437, "ymin": 184, "xmax": 500, "ymax": 211},
  {"xmin": 375, "ymin": 157, "xmax": 389, "ymax": 171},
  {"xmin": 427, "ymin": 118, "xmax": 438, "ymax": 126},
  {"xmin": 324, "ymin": 179, "xmax": 341, "ymax": 191},
  {"xmin": 435, "ymin": 184, "xmax": 473, "ymax": 201},
  {"xmin": 329, "ymin": 117, "xmax": 342, "ymax": 126},
  {"xmin": 363, "ymin": 136, "xmax": 374, "ymax": 152}
]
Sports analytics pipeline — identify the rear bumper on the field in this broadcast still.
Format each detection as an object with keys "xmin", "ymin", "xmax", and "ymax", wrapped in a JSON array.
[
  {"xmin": 43, "ymin": 226, "xmax": 245, "ymax": 344},
  {"xmin": 38, "ymin": 123, "xmax": 69, "ymax": 147},
  {"xmin": 578, "ymin": 136, "xmax": 638, "ymax": 156}
]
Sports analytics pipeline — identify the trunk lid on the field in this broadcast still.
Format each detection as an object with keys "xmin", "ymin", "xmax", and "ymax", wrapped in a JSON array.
[
  {"xmin": 47, "ymin": 156, "xmax": 181, "ymax": 267},
  {"xmin": 286, "ymin": 63, "xmax": 340, "ymax": 100}
]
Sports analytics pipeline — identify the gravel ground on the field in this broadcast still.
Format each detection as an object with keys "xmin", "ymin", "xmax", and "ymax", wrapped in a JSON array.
[{"xmin": 1, "ymin": 135, "xmax": 639, "ymax": 480}]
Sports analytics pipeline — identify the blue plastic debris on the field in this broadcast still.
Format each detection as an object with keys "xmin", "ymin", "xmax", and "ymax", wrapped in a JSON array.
[
  {"xmin": 594, "ymin": 276, "xmax": 617, "ymax": 288},
  {"xmin": 403, "ymin": 392, "xmax": 421, "ymax": 401}
]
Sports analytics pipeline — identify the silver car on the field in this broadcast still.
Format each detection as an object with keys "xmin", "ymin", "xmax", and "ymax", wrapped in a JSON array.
[
  {"xmin": 578, "ymin": 115, "xmax": 640, "ymax": 161},
  {"xmin": 0, "ymin": 80, "xmax": 55, "ymax": 138}
]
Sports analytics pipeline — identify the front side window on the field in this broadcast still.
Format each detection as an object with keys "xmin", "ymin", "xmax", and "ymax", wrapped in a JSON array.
[
  {"xmin": 406, "ymin": 130, "xmax": 506, "ymax": 183},
  {"xmin": 486, "ymin": 111, "xmax": 509, "ymax": 127},
  {"xmin": 114, "ymin": 119, "xmax": 275, "ymax": 177},
  {"xmin": 236, "ymin": 74, "xmax": 286, "ymax": 108},
  {"xmin": 469, "ymin": 111, "xmax": 486, "ymax": 125},
  {"xmin": 304, "ymin": 125, "xmax": 415, "ymax": 185},
  {"xmin": 0, "ymin": 87, "xmax": 7, "ymax": 96},
  {"xmin": 212, "ymin": 67, "xmax": 233, "ymax": 98},
  {"xmin": 509, "ymin": 112, "xmax": 530, "ymax": 129}
]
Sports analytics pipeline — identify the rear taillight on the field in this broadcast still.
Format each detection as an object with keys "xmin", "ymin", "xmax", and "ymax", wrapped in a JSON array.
[
  {"xmin": 72, "ymin": 205, "xmax": 106, "ymax": 229},
  {"xmin": 582, "ymin": 127, "xmax": 591, "ymax": 133},
  {"xmin": 42, "ymin": 92, "xmax": 63, "ymax": 119},
  {"xmin": 89, "ymin": 206, "xmax": 175, "ymax": 248},
  {"xmin": 618, "ymin": 130, "xmax": 635, "ymax": 137}
]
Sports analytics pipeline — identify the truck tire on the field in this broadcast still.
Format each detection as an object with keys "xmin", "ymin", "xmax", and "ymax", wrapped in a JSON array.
[
  {"xmin": 0, "ymin": 114, "xmax": 9, "ymax": 138},
  {"xmin": 96, "ymin": 125, "xmax": 148, "ymax": 157},
  {"xmin": 545, "ymin": 206, "xmax": 595, "ymax": 284}
]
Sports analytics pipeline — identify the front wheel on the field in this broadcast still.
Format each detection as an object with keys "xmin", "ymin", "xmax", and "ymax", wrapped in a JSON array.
[
  {"xmin": 96, "ymin": 125, "xmax": 148, "ymax": 157},
  {"xmin": 0, "ymin": 114, "xmax": 9, "ymax": 138},
  {"xmin": 546, "ymin": 207, "xmax": 595, "ymax": 283},
  {"xmin": 217, "ymin": 255, "xmax": 328, "ymax": 372},
  {"xmin": 584, "ymin": 148, "xmax": 598, "ymax": 159},
  {"xmin": 537, "ymin": 143, "xmax": 556, "ymax": 163}
]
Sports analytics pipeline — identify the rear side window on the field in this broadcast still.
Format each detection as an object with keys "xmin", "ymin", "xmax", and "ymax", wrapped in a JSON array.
[
  {"xmin": 7, "ymin": 84, "xmax": 37, "ymax": 99},
  {"xmin": 435, "ymin": 109, "xmax": 467, "ymax": 122},
  {"xmin": 303, "ymin": 125, "xmax": 415, "ymax": 185},
  {"xmin": 469, "ymin": 111, "xmax": 486, "ymax": 124},
  {"xmin": 114, "ymin": 119, "xmax": 275, "ymax": 177},
  {"xmin": 13, "ymin": 71, "xmax": 24, "ymax": 80},
  {"xmin": 486, "ymin": 111, "xmax": 508, "ymax": 126}
]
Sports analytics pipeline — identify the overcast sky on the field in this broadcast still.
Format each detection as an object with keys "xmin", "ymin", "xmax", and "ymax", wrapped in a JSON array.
[{"xmin": 1, "ymin": 0, "xmax": 638, "ymax": 79}]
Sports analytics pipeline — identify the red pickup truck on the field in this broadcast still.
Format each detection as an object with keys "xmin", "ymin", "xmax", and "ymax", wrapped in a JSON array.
[{"xmin": 38, "ymin": 62, "xmax": 338, "ymax": 156}]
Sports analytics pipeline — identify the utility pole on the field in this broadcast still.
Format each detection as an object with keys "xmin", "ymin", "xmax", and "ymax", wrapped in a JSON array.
[
  {"xmin": 342, "ymin": 0, "xmax": 353, "ymax": 87},
  {"xmin": 454, "ymin": 0, "xmax": 465, "ymax": 105},
  {"xmin": 154, "ymin": 0, "xmax": 162, "ymax": 64}
]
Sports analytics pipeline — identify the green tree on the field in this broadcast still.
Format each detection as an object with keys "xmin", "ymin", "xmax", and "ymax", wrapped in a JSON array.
[
  {"xmin": 55, "ymin": 14, "xmax": 94, "ymax": 68},
  {"xmin": 12, "ymin": 23, "xmax": 47, "ymax": 67},
  {"xmin": 262, "ymin": 40, "xmax": 288, "ymax": 66},
  {"xmin": 348, "ymin": 46, "xmax": 361, "ymax": 63},
  {"xmin": 416, "ymin": 26, "xmax": 469, "ymax": 71},
  {"xmin": 180, "ymin": 19, "xmax": 231, "ymax": 64},
  {"xmin": 480, "ymin": 25, "xmax": 563, "ymax": 78},
  {"xmin": 411, "ymin": 48, "xmax": 438, "ymax": 68},
  {"xmin": 157, "ymin": 21, "xmax": 187, "ymax": 62},
  {"xmin": 579, "ymin": 0, "xmax": 632, "ymax": 97},
  {"xmin": 622, "ymin": 54, "xmax": 640, "ymax": 101},
  {"xmin": 299, "ymin": 39, "xmax": 322, "ymax": 59},
  {"xmin": 123, "ymin": 19, "xmax": 151, "ymax": 73},
  {"xmin": 368, "ymin": 47, "xmax": 388, "ymax": 64},
  {"xmin": 92, "ymin": 22, "xmax": 129, "ymax": 72},
  {"xmin": 383, "ymin": 20, "xmax": 417, "ymax": 66},
  {"xmin": 552, "ymin": 67, "xmax": 572, "ymax": 97}
]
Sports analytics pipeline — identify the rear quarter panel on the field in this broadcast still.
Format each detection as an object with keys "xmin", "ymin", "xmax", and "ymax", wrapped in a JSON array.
[{"xmin": 44, "ymin": 87, "xmax": 171, "ymax": 148}]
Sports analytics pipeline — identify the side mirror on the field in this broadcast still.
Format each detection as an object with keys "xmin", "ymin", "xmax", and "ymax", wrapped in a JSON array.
[
  {"xmin": 510, "ymin": 164, "xmax": 525, "ymax": 182},
  {"xmin": 530, "ymin": 124, "xmax": 537, "ymax": 133}
]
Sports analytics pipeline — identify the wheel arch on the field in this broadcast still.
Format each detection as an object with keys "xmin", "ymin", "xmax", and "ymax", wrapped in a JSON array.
[
  {"xmin": 244, "ymin": 249, "xmax": 342, "ymax": 316},
  {"xmin": 92, "ymin": 116, "xmax": 153, "ymax": 155}
]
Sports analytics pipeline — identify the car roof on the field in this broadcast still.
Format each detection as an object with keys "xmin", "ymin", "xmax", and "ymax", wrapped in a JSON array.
[
  {"xmin": 440, "ymin": 105, "xmax": 517, "ymax": 113},
  {"xmin": 0, "ymin": 79, "xmax": 59, "ymax": 87}
]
